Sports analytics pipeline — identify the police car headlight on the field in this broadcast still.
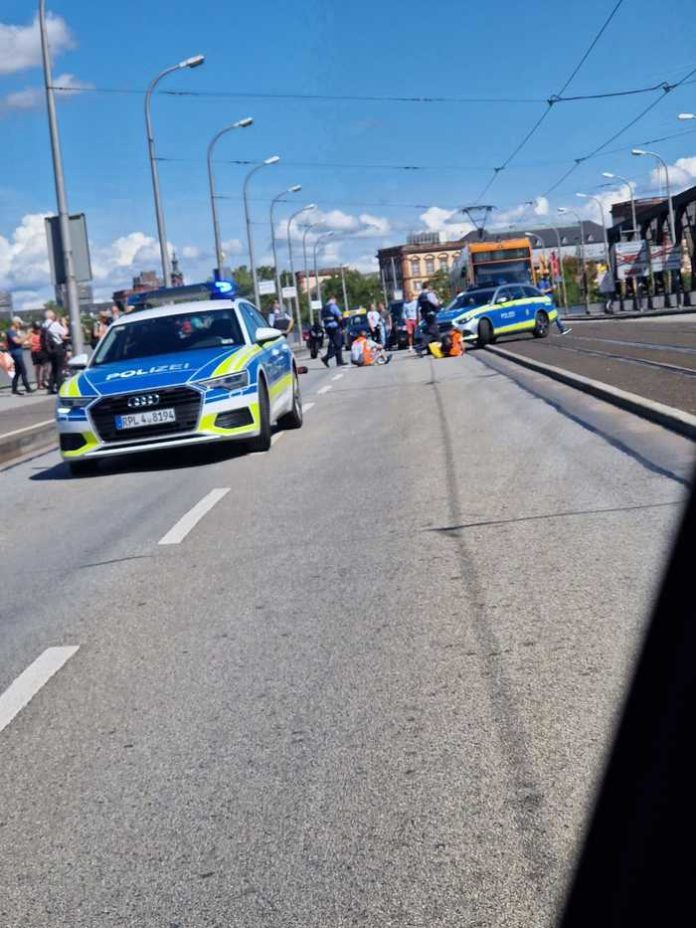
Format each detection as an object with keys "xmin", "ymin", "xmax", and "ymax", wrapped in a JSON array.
[
  {"xmin": 57, "ymin": 396, "xmax": 93, "ymax": 411},
  {"xmin": 199, "ymin": 370, "xmax": 249, "ymax": 392}
]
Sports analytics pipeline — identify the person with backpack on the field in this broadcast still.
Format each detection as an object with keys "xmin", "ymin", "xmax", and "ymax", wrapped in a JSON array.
[
  {"xmin": 320, "ymin": 296, "xmax": 346, "ymax": 368},
  {"xmin": 42, "ymin": 309, "xmax": 68, "ymax": 394},
  {"xmin": 350, "ymin": 328, "xmax": 392, "ymax": 367},
  {"xmin": 6, "ymin": 317, "xmax": 33, "ymax": 395}
]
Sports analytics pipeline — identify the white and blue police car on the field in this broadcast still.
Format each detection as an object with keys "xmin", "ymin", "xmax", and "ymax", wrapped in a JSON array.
[
  {"xmin": 436, "ymin": 283, "xmax": 559, "ymax": 346},
  {"xmin": 56, "ymin": 296, "xmax": 302, "ymax": 475}
]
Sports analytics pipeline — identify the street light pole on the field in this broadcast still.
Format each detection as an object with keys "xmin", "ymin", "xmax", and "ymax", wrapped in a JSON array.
[
  {"xmin": 207, "ymin": 117, "xmax": 253, "ymax": 275},
  {"xmin": 287, "ymin": 204, "xmax": 315, "ymax": 343},
  {"xmin": 242, "ymin": 156, "xmax": 280, "ymax": 308},
  {"xmin": 340, "ymin": 265, "xmax": 350, "ymax": 314},
  {"xmin": 38, "ymin": 0, "xmax": 83, "ymax": 354},
  {"xmin": 145, "ymin": 54, "xmax": 205, "ymax": 288},
  {"xmin": 313, "ymin": 232, "xmax": 335, "ymax": 311},
  {"xmin": 602, "ymin": 171, "xmax": 638, "ymax": 238},
  {"xmin": 302, "ymin": 223, "xmax": 320, "ymax": 323},
  {"xmin": 547, "ymin": 222, "xmax": 569, "ymax": 309},
  {"xmin": 576, "ymin": 193, "xmax": 610, "ymax": 268},
  {"xmin": 559, "ymin": 207, "xmax": 590, "ymax": 315},
  {"xmin": 633, "ymin": 148, "xmax": 677, "ymax": 305},
  {"xmin": 270, "ymin": 185, "xmax": 301, "ymax": 312}
]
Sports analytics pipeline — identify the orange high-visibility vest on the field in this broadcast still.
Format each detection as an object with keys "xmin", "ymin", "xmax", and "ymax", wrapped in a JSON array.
[
  {"xmin": 449, "ymin": 329, "xmax": 464, "ymax": 357},
  {"xmin": 355, "ymin": 336, "xmax": 374, "ymax": 365}
]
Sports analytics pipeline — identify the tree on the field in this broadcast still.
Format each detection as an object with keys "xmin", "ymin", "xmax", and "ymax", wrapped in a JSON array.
[
  {"xmin": 320, "ymin": 269, "xmax": 383, "ymax": 313},
  {"xmin": 428, "ymin": 269, "xmax": 453, "ymax": 303}
]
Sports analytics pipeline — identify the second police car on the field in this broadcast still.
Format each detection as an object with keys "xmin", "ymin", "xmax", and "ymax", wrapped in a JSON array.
[
  {"xmin": 436, "ymin": 283, "xmax": 559, "ymax": 347},
  {"xmin": 56, "ymin": 297, "xmax": 302, "ymax": 475}
]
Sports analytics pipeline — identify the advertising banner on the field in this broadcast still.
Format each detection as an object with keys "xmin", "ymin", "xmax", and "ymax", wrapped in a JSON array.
[
  {"xmin": 648, "ymin": 243, "xmax": 682, "ymax": 274},
  {"xmin": 613, "ymin": 242, "xmax": 649, "ymax": 281}
]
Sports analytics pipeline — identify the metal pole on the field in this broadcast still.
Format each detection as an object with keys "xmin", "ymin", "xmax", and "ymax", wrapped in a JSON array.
[
  {"xmin": 242, "ymin": 158, "xmax": 279, "ymax": 308},
  {"xmin": 38, "ymin": 0, "xmax": 83, "ymax": 354},
  {"xmin": 145, "ymin": 66, "xmax": 178, "ymax": 288},
  {"xmin": 340, "ymin": 265, "xmax": 349, "ymax": 314},
  {"xmin": 380, "ymin": 267, "xmax": 389, "ymax": 307},
  {"xmin": 548, "ymin": 223, "xmax": 569, "ymax": 308},
  {"xmin": 312, "ymin": 233, "xmax": 334, "ymax": 311},
  {"xmin": 577, "ymin": 217, "xmax": 590, "ymax": 315},
  {"xmin": 207, "ymin": 118, "xmax": 252, "ymax": 275},
  {"xmin": 287, "ymin": 206, "xmax": 313, "ymax": 344},
  {"xmin": 302, "ymin": 224, "xmax": 317, "ymax": 324},
  {"xmin": 270, "ymin": 192, "xmax": 285, "ymax": 311},
  {"xmin": 390, "ymin": 256, "xmax": 398, "ymax": 298}
]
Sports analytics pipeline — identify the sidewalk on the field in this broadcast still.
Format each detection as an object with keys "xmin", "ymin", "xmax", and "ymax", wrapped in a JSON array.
[{"xmin": 0, "ymin": 390, "xmax": 58, "ymax": 465}]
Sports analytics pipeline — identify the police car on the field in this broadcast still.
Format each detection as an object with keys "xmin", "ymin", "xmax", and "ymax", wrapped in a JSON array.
[
  {"xmin": 56, "ymin": 298, "xmax": 302, "ymax": 475},
  {"xmin": 436, "ymin": 283, "xmax": 559, "ymax": 347}
]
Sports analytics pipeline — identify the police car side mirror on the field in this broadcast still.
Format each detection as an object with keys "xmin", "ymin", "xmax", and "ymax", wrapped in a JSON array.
[
  {"xmin": 255, "ymin": 327, "xmax": 283, "ymax": 345},
  {"xmin": 68, "ymin": 353, "xmax": 89, "ymax": 370}
]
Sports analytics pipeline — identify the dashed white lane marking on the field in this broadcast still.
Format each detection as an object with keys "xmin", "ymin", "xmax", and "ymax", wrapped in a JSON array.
[
  {"xmin": 0, "ymin": 647, "xmax": 79, "ymax": 735},
  {"xmin": 158, "ymin": 488, "xmax": 230, "ymax": 545},
  {"xmin": 331, "ymin": 373, "xmax": 344, "ymax": 381},
  {"xmin": 317, "ymin": 385, "xmax": 332, "ymax": 395},
  {"xmin": 271, "ymin": 432, "xmax": 284, "ymax": 445},
  {"xmin": 303, "ymin": 402, "xmax": 316, "ymax": 412}
]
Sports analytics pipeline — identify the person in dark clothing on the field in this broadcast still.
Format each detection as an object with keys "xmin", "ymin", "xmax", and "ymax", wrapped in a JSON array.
[
  {"xmin": 320, "ymin": 296, "xmax": 346, "ymax": 367},
  {"xmin": 415, "ymin": 282, "xmax": 441, "ymax": 357},
  {"xmin": 42, "ymin": 310, "xmax": 67, "ymax": 394},
  {"xmin": 6, "ymin": 317, "xmax": 33, "ymax": 395}
]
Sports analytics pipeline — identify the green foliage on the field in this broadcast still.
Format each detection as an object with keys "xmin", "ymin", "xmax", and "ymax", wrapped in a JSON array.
[
  {"xmin": 319, "ymin": 269, "xmax": 383, "ymax": 314},
  {"xmin": 428, "ymin": 269, "xmax": 453, "ymax": 303}
]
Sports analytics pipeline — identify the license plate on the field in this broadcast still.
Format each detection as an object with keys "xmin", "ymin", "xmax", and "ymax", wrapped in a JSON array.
[{"xmin": 115, "ymin": 408, "xmax": 176, "ymax": 430}]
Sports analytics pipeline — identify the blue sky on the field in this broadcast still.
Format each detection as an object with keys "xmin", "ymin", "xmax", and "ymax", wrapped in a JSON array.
[{"xmin": 2, "ymin": 0, "xmax": 696, "ymax": 307}]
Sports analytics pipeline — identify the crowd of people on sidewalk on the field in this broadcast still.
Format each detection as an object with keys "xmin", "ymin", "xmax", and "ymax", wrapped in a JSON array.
[{"xmin": 0, "ymin": 309, "xmax": 71, "ymax": 396}]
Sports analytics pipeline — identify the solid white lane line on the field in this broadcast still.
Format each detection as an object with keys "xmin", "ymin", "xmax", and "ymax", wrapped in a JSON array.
[
  {"xmin": 303, "ymin": 402, "xmax": 316, "ymax": 412},
  {"xmin": 158, "ymin": 488, "xmax": 230, "ymax": 545},
  {"xmin": 317, "ymin": 385, "xmax": 332, "ymax": 395},
  {"xmin": 331, "ymin": 374, "xmax": 344, "ymax": 382},
  {"xmin": 0, "ymin": 646, "xmax": 79, "ymax": 735}
]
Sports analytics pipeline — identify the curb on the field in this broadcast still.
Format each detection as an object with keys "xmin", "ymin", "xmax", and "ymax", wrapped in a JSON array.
[
  {"xmin": 567, "ymin": 307, "xmax": 696, "ymax": 323},
  {"xmin": 0, "ymin": 420, "xmax": 57, "ymax": 466},
  {"xmin": 485, "ymin": 345, "xmax": 696, "ymax": 440}
]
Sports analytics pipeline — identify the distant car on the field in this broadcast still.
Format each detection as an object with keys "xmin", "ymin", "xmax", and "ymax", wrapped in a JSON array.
[
  {"xmin": 387, "ymin": 300, "xmax": 410, "ymax": 350},
  {"xmin": 344, "ymin": 311, "xmax": 369, "ymax": 348},
  {"xmin": 55, "ymin": 298, "xmax": 302, "ymax": 475},
  {"xmin": 436, "ymin": 284, "xmax": 558, "ymax": 347}
]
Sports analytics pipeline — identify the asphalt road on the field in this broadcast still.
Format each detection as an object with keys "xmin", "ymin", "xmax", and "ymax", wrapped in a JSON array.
[
  {"xmin": 495, "ymin": 315, "xmax": 696, "ymax": 414},
  {"xmin": 0, "ymin": 350, "xmax": 693, "ymax": 927}
]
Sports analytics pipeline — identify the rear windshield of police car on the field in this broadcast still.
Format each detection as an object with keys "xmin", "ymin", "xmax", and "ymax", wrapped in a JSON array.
[{"xmin": 92, "ymin": 309, "xmax": 245, "ymax": 366}]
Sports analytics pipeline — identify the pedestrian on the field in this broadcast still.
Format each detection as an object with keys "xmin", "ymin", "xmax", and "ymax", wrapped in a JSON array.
[
  {"xmin": 91, "ymin": 311, "xmax": 110, "ymax": 348},
  {"xmin": 110, "ymin": 304, "xmax": 121, "ymax": 324},
  {"xmin": 267, "ymin": 300, "xmax": 280, "ymax": 327},
  {"xmin": 42, "ymin": 309, "xmax": 68, "ymax": 394},
  {"xmin": 366, "ymin": 303, "xmax": 381, "ymax": 343},
  {"xmin": 6, "ymin": 316, "xmax": 33, "ymax": 395},
  {"xmin": 538, "ymin": 273, "xmax": 572, "ymax": 335},
  {"xmin": 402, "ymin": 292, "xmax": 419, "ymax": 352},
  {"xmin": 270, "ymin": 303, "xmax": 294, "ymax": 337},
  {"xmin": 28, "ymin": 320, "xmax": 50, "ymax": 389},
  {"xmin": 320, "ymin": 295, "xmax": 346, "ymax": 368},
  {"xmin": 378, "ymin": 302, "xmax": 391, "ymax": 347},
  {"xmin": 415, "ymin": 282, "xmax": 441, "ymax": 356}
]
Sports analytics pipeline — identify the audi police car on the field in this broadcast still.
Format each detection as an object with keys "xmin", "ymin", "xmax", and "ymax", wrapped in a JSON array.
[
  {"xmin": 436, "ymin": 283, "xmax": 559, "ymax": 347},
  {"xmin": 56, "ymin": 298, "xmax": 302, "ymax": 475}
]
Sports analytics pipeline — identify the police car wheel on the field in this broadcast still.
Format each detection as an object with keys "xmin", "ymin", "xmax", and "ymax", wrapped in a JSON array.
[
  {"xmin": 477, "ymin": 318, "xmax": 493, "ymax": 347},
  {"xmin": 68, "ymin": 459, "xmax": 98, "ymax": 477},
  {"xmin": 533, "ymin": 311, "xmax": 549, "ymax": 338},
  {"xmin": 278, "ymin": 371, "xmax": 303, "ymax": 430},
  {"xmin": 248, "ymin": 382, "xmax": 272, "ymax": 452}
]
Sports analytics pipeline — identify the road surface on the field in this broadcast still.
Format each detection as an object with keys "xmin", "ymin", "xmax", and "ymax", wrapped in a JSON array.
[{"xmin": 0, "ymin": 350, "xmax": 692, "ymax": 927}]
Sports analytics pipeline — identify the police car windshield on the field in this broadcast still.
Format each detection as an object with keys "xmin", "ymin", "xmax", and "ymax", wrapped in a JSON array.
[
  {"xmin": 91, "ymin": 309, "xmax": 244, "ymax": 366},
  {"xmin": 445, "ymin": 289, "xmax": 495, "ymax": 312}
]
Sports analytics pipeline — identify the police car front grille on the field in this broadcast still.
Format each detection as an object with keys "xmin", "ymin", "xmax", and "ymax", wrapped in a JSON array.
[{"xmin": 91, "ymin": 386, "xmax": 202, "ymax": 444}]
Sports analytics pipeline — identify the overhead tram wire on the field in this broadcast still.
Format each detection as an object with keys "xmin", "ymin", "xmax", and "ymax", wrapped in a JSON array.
[
  {"xmin": 542, "ymin": 60, "xmax": 696, "ymax": 196},
  {"xmin": 472, "ymin": 0, "xmax": 625, "ymax": 203}
]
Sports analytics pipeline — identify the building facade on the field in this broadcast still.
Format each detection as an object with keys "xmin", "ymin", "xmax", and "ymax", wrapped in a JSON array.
[{"xmin": 377, "ymin": 233, "xmax": 463, "ymax": 300}]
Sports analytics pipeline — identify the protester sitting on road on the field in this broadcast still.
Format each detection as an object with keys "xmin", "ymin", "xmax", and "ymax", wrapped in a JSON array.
[
  {"xmin": 6, "ymin": 316, "xmax": 33, "ymax": 395},
  {"xmin": 350, "ymin": 328, "xmax": 392, "ymax": 366},
  {"xmin": 538, "ymin": 274, "xmax": 572, "ymax": 335},
  {"xmin": 28, "ymin": 320, "xmax": 50, "ymax": 390},
  {"xmin": 427, "ymin": 328, "xmax": 465, "ymax": 359}
]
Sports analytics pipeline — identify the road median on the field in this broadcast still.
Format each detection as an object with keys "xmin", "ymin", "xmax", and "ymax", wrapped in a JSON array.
[{"xmin": 485, "ymin": 344, "xmax": 696, "ymax": 440}]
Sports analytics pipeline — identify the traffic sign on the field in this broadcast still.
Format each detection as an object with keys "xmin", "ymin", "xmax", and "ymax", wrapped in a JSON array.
[
  {"xmin": 282, "ymin": 286, "xmax": 297, "ymax": 299},
  {"xmin": 259, "ymin": 279, "xmax": 276, "ymax": 296}
]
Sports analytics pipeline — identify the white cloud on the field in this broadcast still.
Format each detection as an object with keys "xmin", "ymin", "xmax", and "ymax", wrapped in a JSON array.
[
  {"xmin": 650, "ymin": 156, "xmax": 696, "ymax": 193},
  {"xmin": 0, "ymin": 213, "xmax": 52, "ymax": 291},
  {"xmin": 221, "ymin": 238, "xmax": 244, "ymax": 259},
  {"xmin": 283, "ymin": 208, "xmax": 391, "ymax": 245},
  {"xmin": 418, "ymin": 206, "xmax": 473, "ymax": 239},
  {"xmin": 0, "ymin": 13, "xmax": 75, "ymax": 75},
  {"xmin": 0, "ymin": 72, "xmax": 93, "ymax": 117}
]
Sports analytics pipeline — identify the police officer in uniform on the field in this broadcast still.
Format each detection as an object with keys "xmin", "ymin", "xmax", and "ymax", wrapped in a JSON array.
[
  {"xmin": 320, "ymin": 296, "xmax": 346, "ymax": 367},
  {"xmin": 415, "ymin": 281, "xmax": 441, "ymax": 356}
]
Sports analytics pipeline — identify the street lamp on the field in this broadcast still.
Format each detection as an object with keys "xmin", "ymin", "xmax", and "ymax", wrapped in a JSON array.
[
  {"xmin": 525, "ymin": 225, "xmax": 569, "ymax": 308},
  {"xmin": 576, "ymin": 193, "xmax": 610, "ymax": 267},
  {"xmin": 207, "ymin": 117, "xmax": 253, "ymax": 276},
  {"xmin": 302, "ymin": 222, "xmax": 322, "ymax": 322},
  {"xmin": 270, "ymin": 185, "xmax": 302, "ymax": 314},
  {"xmin": 678, "ymin": 113, "xmax": 695, "ymax": 121},
  {"xmin": 631, "ymin": 148, "xmax": 676, "ymax": 245},
  {"xmin": 559, "ymin": 207, "xmax": 590, "ymax": 314},
  {"xmin": 602, "ymin": 172, "xmax": 638, "ymax": 238},
  {"xmin": 313, "ymin": 232, "xmax": 335, "ymax": 312},
  {"xmin": 287, "ymin": 204, "xmax": 316, "ymax": 342},
  {"xmin": 242, "ymin": 156, "xmax": 280, "ymax": 308},
  {"xmin": 38, "ymin": 0, "xmax": 83, "ymax": 353},
  {"xmin": 340, "ymin": 265, "xmax": 350, "ymax": 315},
  {"xmin": 145, "ymin": 54, "xmax": 205, "ymax": 287}
]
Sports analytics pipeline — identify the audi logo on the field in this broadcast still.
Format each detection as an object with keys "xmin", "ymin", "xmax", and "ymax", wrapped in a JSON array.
[{"xmin": 127, "ymin": 393, "xmax": 161, "ymax": 409}]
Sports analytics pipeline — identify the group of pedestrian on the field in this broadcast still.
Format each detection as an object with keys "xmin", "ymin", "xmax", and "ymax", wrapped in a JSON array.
[{"xmin": 0, "ymin": 309, "xmax": 70, "ymax": 396}]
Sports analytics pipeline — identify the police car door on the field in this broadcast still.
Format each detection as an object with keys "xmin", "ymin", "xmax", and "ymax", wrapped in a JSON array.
[
  {"xmin": 521, "ymin": 284, "xmax": 543, "ymax": 330},
  {"xmin": 241, "ymin": 302, "xmax": 291, "ymax": 414},
  {"xmin": 492, "ymin": 286, "xmax": 516, "ymax": 333}
]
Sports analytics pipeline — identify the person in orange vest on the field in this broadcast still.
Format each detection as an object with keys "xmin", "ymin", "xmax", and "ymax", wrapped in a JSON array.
[
  {"xmin": 350, "ymin": 328, "xmax": 392, "ymax": 366},
  {"xmin": 428, "ymin": 327, "xmax": 466, "ymax": 358}
]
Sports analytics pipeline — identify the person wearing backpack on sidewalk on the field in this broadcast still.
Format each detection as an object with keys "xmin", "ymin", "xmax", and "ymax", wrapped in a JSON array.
[
  {"xmin": 42, "ymin": 309, "xmax": 68, "ymax": 394},
  {"xmin": 6, "ymin": 317, "xmax": 33, "ymax": 395}
]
